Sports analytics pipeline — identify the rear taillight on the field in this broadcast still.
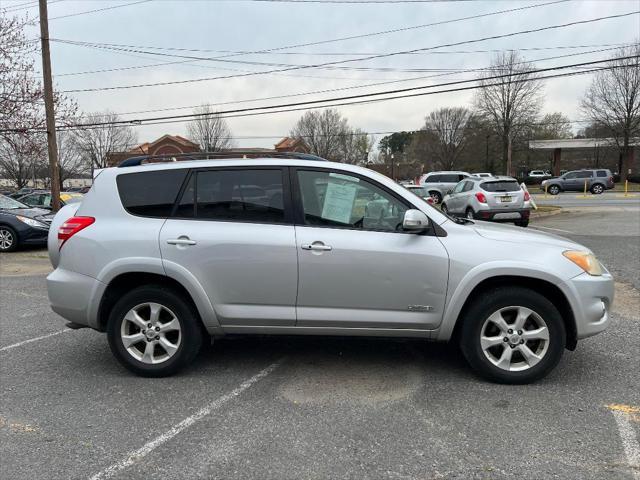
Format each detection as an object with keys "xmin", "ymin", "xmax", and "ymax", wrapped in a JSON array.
[
  {"xmin": 475, "ymin": 192, "xmax": 487, "ymax": 203},
  {"xmin": 524, "ymin": 191, "xmax": 531, "ymax": 201},
  {"xmin": 58, "ymin": 216, "xmax": 95, "ymax": 249}
]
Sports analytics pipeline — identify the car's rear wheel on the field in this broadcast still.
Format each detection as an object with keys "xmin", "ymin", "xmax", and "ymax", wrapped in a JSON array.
[
  {"xmin": 0, "ymin": 226, "xmax": 18, "ymax": 252},
  {"xmin": 548, "ymin": 185, "xmax": 560, "ymax": 195},
  {"xmin": 107, "ymin": 285, "xmax": 203, "ymax": 377},
  {"xmin": 429, "ymin": 191, "xmax": 442, "ymax": 204},
  {"xmin": 459, "ymin": 287, "xmax": 565, "ymax": 384},
  {"xmin": 465, "ymin": 208, "xmax": 475, "ymax": 220},
  {"xmin": 590, "ymin": 183, "xmax": 604, "ymax": 194}
]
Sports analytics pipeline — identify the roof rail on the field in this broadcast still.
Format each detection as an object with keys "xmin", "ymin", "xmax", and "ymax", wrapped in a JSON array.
[{"xmin": 117, "ymin": 150, "xmax": 328, "ymax": 167}]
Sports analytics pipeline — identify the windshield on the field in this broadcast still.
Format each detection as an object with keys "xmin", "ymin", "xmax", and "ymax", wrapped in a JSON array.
[
  {"xmin": 481, "ymin": 181, "xmax": 521, "ymax": 192},
  {"xmin": 407, "ymin": 186, "xmax": 429, "ymax": 196},
  {"xmin": 0, "ymin": 194, "xmax": 29, "ymax": 210}
]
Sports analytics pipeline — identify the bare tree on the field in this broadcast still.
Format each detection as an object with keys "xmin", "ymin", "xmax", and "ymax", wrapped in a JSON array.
[
  {"xmin": 0, "ymin": 134, "xmax": 45, "ymax": 189},
  {"xmin": 57, "ymin": 130, "xmax": 89, "ymax": 188},
  {"xmin": 186, "ymin": 105, "xmax": 233, "ymax": 151},
  {"xmin": 291, "ymin": 109, "xmax": 350, "ymax": 161},
  {"xmin": 339, "ymin": 128, "xmax": 375, "ymax": 164},
  {"xmin": 474, "ymin": 51, "xmax": 544, "ymax": 175},
  {"xmin": 423, "ymin": 107, "xmax": 473, "ymax": 170},
  {"xmin": 533, "ymin": 112, "xmax": 573, "ymax": 140},
  {"xmin": 581, "ymin": 43, "xmax": 640, "ymax": 182},
  {"xmin": 72, "ymin": 112, "xmax": 138, "ymax": 171}
]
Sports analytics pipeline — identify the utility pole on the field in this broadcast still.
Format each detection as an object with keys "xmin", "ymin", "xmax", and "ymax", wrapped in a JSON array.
[{"xmin": 38, "ymin": 0, "xmax": 61, "ymax": 212}]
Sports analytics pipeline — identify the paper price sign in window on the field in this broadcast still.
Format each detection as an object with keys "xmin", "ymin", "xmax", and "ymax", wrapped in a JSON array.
[{"xmin": 321, "ymin": 181, "xmax": 358, "ymax": 224}]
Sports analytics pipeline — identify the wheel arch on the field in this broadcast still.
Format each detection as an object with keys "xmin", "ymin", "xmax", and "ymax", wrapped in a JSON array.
[
  {"xmin": 441, "ymin": 274, "xmax": 577, "ymax": 350},
  {"xmin": 97, "ymin": 271, "xmax": 220, "ymax": 335}
]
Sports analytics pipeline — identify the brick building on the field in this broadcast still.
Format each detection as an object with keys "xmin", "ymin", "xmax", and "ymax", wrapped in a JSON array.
[{"xmin": 107, "ymin": 134, "xmax": 200, "ymax": 167}]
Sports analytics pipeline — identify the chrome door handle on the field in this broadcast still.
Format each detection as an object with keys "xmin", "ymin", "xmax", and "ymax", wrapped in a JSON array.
[
  {"xmin": 301, "ymin": 242, "xmax": 332, "ymax": 252},
  {"xmin": 167, "ymin": 238, "xmax": 197, "ymax": 246}
]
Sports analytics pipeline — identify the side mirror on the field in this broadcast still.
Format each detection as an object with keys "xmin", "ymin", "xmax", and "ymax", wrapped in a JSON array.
[{"xmin": 402, "ymin": 209, "xmax": 430, "ymax": 231}]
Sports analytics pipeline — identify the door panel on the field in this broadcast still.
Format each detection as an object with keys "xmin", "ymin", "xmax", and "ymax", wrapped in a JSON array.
[{"xmin": 293, "ymin": 168, "xmax": 449, "ymax": 330}]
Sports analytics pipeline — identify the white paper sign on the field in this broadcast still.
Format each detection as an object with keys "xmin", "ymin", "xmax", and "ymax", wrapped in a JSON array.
[{"xmin": 321, "ymin": 181, "xmax": 358, "ymax": 224}]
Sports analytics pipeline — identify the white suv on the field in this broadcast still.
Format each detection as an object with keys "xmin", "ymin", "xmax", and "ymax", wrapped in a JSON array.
[{"xmin": 47, "ymin": 153, "xmax": 614, "ymax": 383}]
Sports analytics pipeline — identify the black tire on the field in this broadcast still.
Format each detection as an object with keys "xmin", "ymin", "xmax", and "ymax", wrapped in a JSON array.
[
  {"xmin": 465, "ymin": 208, "xmax": 475, "ymax": 220},
  {"xmin": 515, "ymin": 219, "xmax": 529, "ymax": 227},
  {"xmin": 440, "ymin": 203, "xmax": 449, "ymax": 214},
  {"xmin": 0, "ymin": 225, "xmax": 18, "ymax": 252},
  {"xmin": 590, "ymin": 183, "xmax": 604, "ymax": 195},
  {"xmin": 107, "ymin": 285, "xmax": 203, "ymax": 377},
  {"xmin": 548, "ymin": 185, "xmax": 560, "ymax": 195},
  {"xmin": 459, "ymin": 286, "xmax": 566, "ymax": 384},
  {"xmin": 429, "ymin": 191, "xmax": 442, "ymax": 204}
]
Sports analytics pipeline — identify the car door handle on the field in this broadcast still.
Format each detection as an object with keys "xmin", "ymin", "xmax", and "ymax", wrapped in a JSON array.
[
  {"xmin": 301, "ymin": 243, "xmax": 332, "ymax": 251},
  {"xmin": 167, "ymin": 238, "xmax": 197, "ymax": 246}
]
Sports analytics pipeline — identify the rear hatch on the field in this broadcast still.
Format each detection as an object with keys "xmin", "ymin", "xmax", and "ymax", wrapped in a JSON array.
[{"xmin": 480, "ymin": 180, "xmax": 525, "ymax": 208}]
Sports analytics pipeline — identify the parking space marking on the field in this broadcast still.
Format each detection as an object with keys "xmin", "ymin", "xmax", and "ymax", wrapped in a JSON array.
[
  {"xmin": 607, "ymin": 404, "xmax": 640, "ymax": 479},
  {"xmin": 89, "ymin": 359, "xmax": 284, "ymax": 480},
  {"xmin": 530, "ymin": 225, "xmax": 574, "ymax": 234},
  {"xmin": 0, "ymin": 329, "xmax": 72, "ymax": 353}
]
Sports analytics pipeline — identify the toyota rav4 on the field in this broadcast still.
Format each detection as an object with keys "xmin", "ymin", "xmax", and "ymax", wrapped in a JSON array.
[{"xmin": 47, "ymin": 153, "xmax": 614, "ymax": 384}]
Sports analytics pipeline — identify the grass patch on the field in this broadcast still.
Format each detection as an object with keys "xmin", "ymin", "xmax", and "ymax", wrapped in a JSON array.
[
  {"xmin": 612, "ymin": 182, "xmax": 640, "ymax": 192},
  {"xmin": 533, "ymin": 205, "xmax": 562, "ymax": 213}
]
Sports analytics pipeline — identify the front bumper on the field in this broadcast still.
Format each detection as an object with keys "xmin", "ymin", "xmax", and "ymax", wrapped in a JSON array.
[
  {"xmin": 474, "ymin": 208, "xmax": 530, "ymax": 222},
  {"xmin": 47, "ymin": 268, "xmax": 105, "ymax": 329},
  {"xmin": 559, "ymin": 271, "xmax": 615, "ymax": 340}
]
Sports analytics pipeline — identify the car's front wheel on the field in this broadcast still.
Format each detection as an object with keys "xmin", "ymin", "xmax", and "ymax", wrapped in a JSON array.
[
  {"xmin": 459, "ymin": 287, "xmax": 565, "ymax": 384},
  {"xmin": 107, "ymin": 285, "xmax": 203, "ymax": 377},
  {"xmin": 0, "ymin": 226, "xmax": 18, "ymax": 252},
  {"xmin": 548, "ymin": 185, "xmax": 560, "ymax": 195}
]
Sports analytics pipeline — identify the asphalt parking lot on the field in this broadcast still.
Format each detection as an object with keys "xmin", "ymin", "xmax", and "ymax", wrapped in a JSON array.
[{"xmin": 1, "ymin": 207, "xmax": 639, "ymax": 479}]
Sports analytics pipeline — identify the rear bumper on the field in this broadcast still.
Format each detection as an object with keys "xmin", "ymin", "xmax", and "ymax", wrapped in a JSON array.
[
  {"xmin": 559, "ymin": 272, "xmax": 615, "ymax": 340},
  {"xmin": 474, "ymin": 208, "xmax": 530, "ymax": 222},
  {"xmin": 47, "ymin": 268, "xmax": 105, "ymax": 329}
]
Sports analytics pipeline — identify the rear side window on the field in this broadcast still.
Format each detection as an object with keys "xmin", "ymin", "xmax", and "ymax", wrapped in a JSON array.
[
  {"xmin": 424, "ymin": 174, "xmax": 440, "ymax": 183},
  {"xmin": 194, "ymin": 169, "xmax": 285, "ymax": 223},
  {"xmin": 481, "ymin": 181, "xmax": 521, "ymax": 192},
  {"xmin": 117, "ymin": 169, "xmax": 187, "ymax": 217},
  {"xmin": 439, "ymin": 174, "xmax": 459, "ymax": 183},
  {"xmin": 576, "ymin": 171, "xmax": 592, "ymax": 179},
  {"xmin": 596, "ymin": 170, "xmax": 608, "ymax": 177}
]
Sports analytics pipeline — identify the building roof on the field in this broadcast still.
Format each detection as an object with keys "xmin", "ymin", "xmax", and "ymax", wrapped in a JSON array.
[{"xmin": 529, "ymin": 137, "xmax": 640, "ymax": 150}]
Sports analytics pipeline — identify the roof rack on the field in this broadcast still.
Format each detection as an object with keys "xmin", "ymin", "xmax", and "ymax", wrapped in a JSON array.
[{"xmin": 117, "ymin": 150, "xmax": 328, "ymax": 168}]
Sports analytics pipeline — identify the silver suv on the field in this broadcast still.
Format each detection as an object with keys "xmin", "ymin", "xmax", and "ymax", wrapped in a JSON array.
[
  {"xmin": 47, "ymin": 153, "xmax": 614, "ymax": 384},
  {"xmin": 418, "ymin": 171, "xmax": 470, "ymax": 204},
  {"xmin": 441, "ymin": 176, "xmax": 531, "ymax": 227},
  {"xmin": 540, "ymin": 169, "xmax": 614, "ymax": 195}
]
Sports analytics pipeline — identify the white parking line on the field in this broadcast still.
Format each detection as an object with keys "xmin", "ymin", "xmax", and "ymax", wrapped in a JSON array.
[
  {"xmin": 0, "ymin": 329, "xmax": 72, "ymax": 352},
  {"xmin": 89, "ymin": 359, "xmax": 284, "ymax": 480},
  {"xmin": 608, "ymin": 405, "xmax": 640, "ymax": 479},
  {"xmin": 530, "ymin": 225, "xmax": 574, "ymax": 234}
]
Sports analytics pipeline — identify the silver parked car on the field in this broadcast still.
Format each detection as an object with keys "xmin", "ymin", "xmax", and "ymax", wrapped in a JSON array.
[
  {"xmin": 418, "ymin": 171, "xmax": 470, "ymax": 204},
  {"xmin": 47, "ymin": 153, "xmax": 613, "ymax": 384},
  {"xmin": 441, "ymin": 176, "xmax": 531, "ymax": 227}
]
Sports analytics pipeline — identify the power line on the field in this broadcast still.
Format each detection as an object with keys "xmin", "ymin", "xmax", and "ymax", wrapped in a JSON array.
[
  {"xmin": 53, "ymin": 10, "xmax": 639, "ymax": 93},
  {"xmin": 48, "ymin": 0, "xmax": 153, "ymax": 20},
  {"xmin": 104, "ymin": 45, "xmax": 634, "ymax": 117},
  {"xmin": 26, "ymin": 55, "xmax": 632, "ymax": 132}
]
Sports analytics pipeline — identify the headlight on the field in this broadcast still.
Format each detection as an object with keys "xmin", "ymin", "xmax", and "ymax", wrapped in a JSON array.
[
  {"xmin": 563, "ymin": 250, "xmax": 602, "ymax": 276},
  {"xmin": 16, "ymin": 215, "xmax": 47, "ymax": 229}
]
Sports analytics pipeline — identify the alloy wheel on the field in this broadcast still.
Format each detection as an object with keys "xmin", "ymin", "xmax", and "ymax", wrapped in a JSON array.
[
  {"xmin": 120, "ymin": 302, "xmax": 182, "ymax": 364},
  {"xmin": 592, "ymin": 184, "xmax": 604, "ymax": 194},
  {"xmin": 0, "ymin": 228, "xmax": 14, "ymax": 251},
  {"xmin": 480, "ymin": 306, "xmax": 550, "ymax": 372}
]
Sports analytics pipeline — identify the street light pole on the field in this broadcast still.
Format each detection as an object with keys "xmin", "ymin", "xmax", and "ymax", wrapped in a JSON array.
[{"xmin": 38, "ymin": 0, "xmax": 61, "ymax": 212}]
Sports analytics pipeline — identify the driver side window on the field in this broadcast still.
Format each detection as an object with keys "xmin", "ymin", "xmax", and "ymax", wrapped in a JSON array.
[{"xmin": 297, "ymin": 170, "xmax": 408, "ymax": 233}]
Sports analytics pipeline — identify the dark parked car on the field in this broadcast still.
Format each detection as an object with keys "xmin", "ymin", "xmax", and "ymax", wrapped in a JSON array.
[
  {"xmin": 0, "ymin": 194, "xmax": 54, "ymax": 252},
  {"xmin": 540, "ymin": 169, "xmax": 614, "ymax": 195},
  {"xmin": 17, "ymin": 191, "xmax": 84, "ymax": 210}
]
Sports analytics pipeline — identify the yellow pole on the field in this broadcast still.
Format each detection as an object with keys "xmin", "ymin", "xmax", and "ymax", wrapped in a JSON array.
[
  {"xmin": 625, "ymin": 180, "xmax": 628, "ymax": 197},
  {"xmin": 584, "ymin": 179, "xmax": 587, "ymax": 197},
  {"xmin": 544, "ymin": 183, "xmax": 548, "ymax": 199}
]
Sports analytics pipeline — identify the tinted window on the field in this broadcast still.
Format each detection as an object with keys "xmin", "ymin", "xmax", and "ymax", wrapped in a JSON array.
[
  {"xmin": 117, "ymin": 169, "xmax": 187, "ymax": 217},
  {"xmin": 424, "ymin": 174, "xmax": 440, "ymax": 183},
  {"xmin": 439, "ymin": 174, "xmax": 460, "ymax": 183},
  {"xmin": 175, "ymin": 174, "xmax": 195, "ymax": 218},
  {"xmin": 481, "ymin": 181, "xmax": 521, "ymax": 192},
  {"xmin": 195, "ymin": 169, "xmax": 284, "ymax": 223},
  {"xmin": 564, "ymin": 172, "xmax": 579, "ymax": 179},
  {"xmin": 463, "ymin": 181, "xmax": 475, "ymax": 192},
  {"xmin": 596, "ymin": 170, "xmax": 608, "ymax": 177},
  {"xmin": 297, "ymin": 170, "xmax": 407, "ymax": 232},
  {"xmin": 576, "ymin": 171, "xmax": 592, "ymax": 178}
]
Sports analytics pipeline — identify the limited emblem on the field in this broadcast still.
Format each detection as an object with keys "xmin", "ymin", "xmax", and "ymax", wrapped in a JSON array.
[{"xmin": 407, "ymin": 305, "xmax": 433, "ymax": 312}]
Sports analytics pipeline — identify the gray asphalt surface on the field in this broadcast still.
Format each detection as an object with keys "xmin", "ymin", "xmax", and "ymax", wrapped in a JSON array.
[
  {"xmin": 532, "ymin": 190, "xmax": 640, "ymax": 208},
  {"xmin": 1, "ymin": 208, "xmax": 639, "ymax": 480}
]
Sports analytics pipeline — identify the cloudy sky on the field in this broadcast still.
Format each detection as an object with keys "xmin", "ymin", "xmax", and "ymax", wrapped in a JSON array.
[{"xmin": 10, "ymin": 0, "xmax": 640, "ymax": 148}]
